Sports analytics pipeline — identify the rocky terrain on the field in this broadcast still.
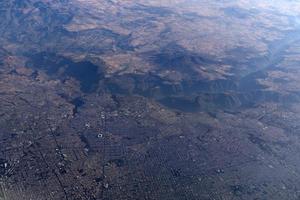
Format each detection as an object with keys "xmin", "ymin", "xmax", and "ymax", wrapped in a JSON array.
[{"xmin": 1, "ymin": 0, "xmax": 300, "ymax": 199}]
